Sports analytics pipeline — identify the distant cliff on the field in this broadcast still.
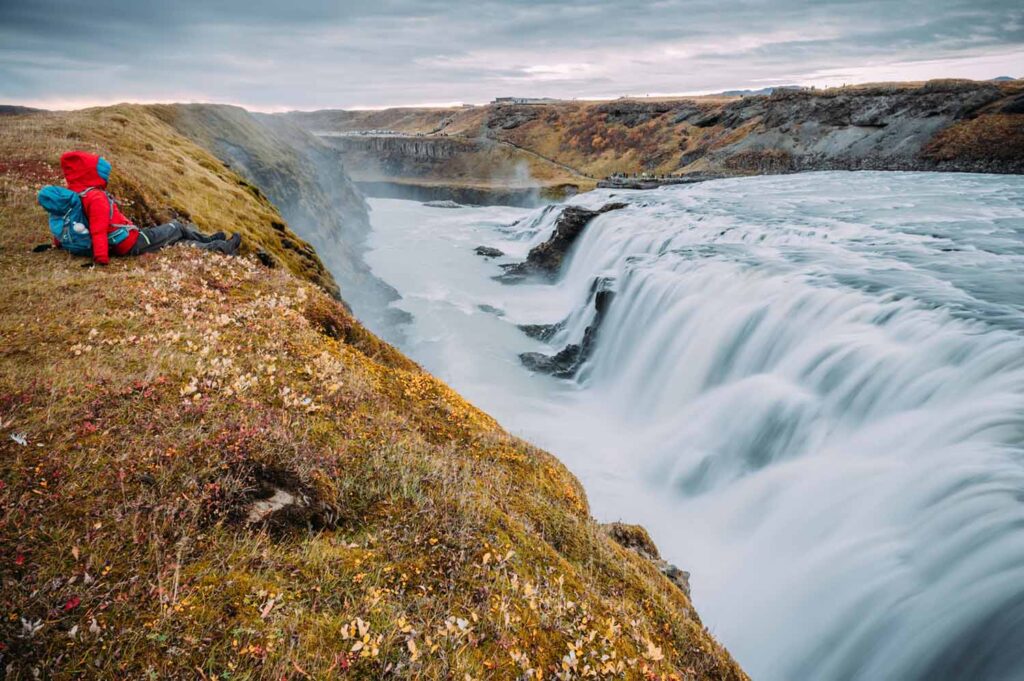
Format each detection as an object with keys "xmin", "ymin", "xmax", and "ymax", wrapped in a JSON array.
[
  {"xmin": 693, "ymin": 80, "xmax": 1023, "ymax": 174},
  {"xmin": 284, "ymin": 79, "xmax": 1024, "ymax": 191},
  {"xmin": 317, "ymin": 134, "xmax": 582, "ymax": 205},
  {"xmin": 323, "ymin": 134, "xmax": 476, "ymax": 178}
]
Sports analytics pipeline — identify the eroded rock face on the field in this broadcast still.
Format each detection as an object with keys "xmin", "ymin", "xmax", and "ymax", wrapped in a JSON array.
[
  {"xmin": 703, "ymin": 81, "xmax": 1018, "ymax": 173},
  {"xmin": 487, "ymin": 106, "xmax": 540, "ymax": 130},
  {"xmin": 154, "ymin": 104, "xmax": 410, "ymax": 331},
  {"xmin": 762, "ymin": 81, "xmax": 1001, "ymax": 128},
  {"xmin": 596, "ymin": 101, "xmax": 675, "ymax": 128},
  {"xmin": 497, "ymin": 203, "xmax": 627, "ymax": 282},
  {"xmin": 602, "ymin": 522, "xmax": 692, "ymax": 598},
  {"xmin": 329, "ymin": 134, "xmax": 468, "ymax": 161}
]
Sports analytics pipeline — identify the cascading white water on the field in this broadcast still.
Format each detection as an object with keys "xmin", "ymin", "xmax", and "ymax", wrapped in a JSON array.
[{"xmin": 362, "ymin": 171, "xmax": 1024, "ymax": 681}]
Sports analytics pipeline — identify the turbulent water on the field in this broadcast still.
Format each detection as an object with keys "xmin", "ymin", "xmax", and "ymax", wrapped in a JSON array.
[{"xmin": 362, "ymin": 172, "xmax": 1024, "ymax": 681}]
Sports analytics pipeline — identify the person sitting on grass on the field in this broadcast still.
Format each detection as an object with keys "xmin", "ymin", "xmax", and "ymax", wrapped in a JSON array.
[{"xmin": 37, "ymin": 150, "xmax": 241, "ymax": 265}]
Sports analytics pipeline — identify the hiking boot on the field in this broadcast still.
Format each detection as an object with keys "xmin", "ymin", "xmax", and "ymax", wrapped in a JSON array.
[
  {"xmin": 182, "ymin": 224, "xmax": 227, "ymax": 244},
  {"xmin": 227, "ymin": 233, "xmax": 242, "ymax": 254}
]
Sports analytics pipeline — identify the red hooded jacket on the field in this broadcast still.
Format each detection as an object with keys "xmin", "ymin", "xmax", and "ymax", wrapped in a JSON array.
[{"xmin": 60, "ymin": 151, "xmax": 139, "ymax": 265}]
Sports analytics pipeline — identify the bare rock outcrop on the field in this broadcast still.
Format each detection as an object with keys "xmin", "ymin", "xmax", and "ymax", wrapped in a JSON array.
[
  {"xmin": 702, "ymin": 80, "xmax": 1023, "ymax": 174},
  {"xmin": 602, "ymin": 522, "xmax": 692, "ymax": 598},
  {"xmin": 497, "ymin": 202, "xmax": 626, "ymax": 282}
]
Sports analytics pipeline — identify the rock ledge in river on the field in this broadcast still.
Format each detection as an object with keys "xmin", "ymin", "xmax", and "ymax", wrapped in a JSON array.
[
  {"xmin": 518, "ymin": 277, "xmax": 615, "ymax": 378},
  {"xmin": 497, "ymin": 203, "xmax": 627, "ymax": 282}
]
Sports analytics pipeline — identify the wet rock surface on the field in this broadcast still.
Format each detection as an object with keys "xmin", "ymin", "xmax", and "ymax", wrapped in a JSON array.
[
  {"xmin": 519, "ymin": 319, "xmax": 566, "ymax": 342},
  {"xmin": 497, "ymin": 203, "xmax": 627, "ymax": 282},
  {"xmin": 474, "ymin": 245, "xmax": 505, "ymax": 258},
  {"xmin": 519, "ymin": 278, "xmax": 615, "ymax": 378},
  {"xmin": 477, "ymin": 304, "xmax": 505, "ymax": 316}
]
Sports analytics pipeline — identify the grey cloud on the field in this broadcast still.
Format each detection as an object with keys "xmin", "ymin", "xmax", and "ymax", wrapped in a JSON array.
[{"xmin": 0, "ymin": 0, "xmax": 1020, "ymax": 109}]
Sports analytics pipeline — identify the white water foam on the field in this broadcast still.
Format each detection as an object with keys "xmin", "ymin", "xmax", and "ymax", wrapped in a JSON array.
[{"xmin": 363, "ymin": 172, "xmax": 1024, "ymax": 680}]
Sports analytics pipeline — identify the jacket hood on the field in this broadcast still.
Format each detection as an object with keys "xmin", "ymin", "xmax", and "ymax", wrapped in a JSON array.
[{"xmin": 60, "ymin": 150, "xmax": 111, "ymax": 192}]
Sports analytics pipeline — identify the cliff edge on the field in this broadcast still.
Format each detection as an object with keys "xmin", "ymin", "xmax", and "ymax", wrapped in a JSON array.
[{"xmin": 0, "ymin": 106, "xmax": 746, "ymax": 679}]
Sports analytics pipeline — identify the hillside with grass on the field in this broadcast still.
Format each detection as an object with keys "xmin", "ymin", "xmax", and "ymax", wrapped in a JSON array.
[
  {"xmin": 285, "ymin": 78, "xmax": 1024, "ymax": 192},
  {"xmin": 147, "ymin": 104, "xmax": 406, "ymax": 330},
  {"xmin": 0, "ymin": 108, "xmax": 746, "ymax": 678}
]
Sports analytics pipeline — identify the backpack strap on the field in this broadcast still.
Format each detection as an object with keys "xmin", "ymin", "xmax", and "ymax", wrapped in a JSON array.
[
  {"xmin": 79, "ymin": 187, "xmax": 135, "ymax": 230},
  {"xmin": 77, "ymin": 187, "xmax": 135, "ymax": 246},
  {"xmin": 78, "ymin": 187, "xmax": 114, "ymax": 222}
]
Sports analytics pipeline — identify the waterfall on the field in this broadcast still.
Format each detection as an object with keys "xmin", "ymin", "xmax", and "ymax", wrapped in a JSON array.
[{"xmin": 364, "ymin": 171, "xmax": 1024, "ymax": 680}]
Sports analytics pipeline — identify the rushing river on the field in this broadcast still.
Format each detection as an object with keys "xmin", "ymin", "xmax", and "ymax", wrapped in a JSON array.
[{"xmin": 361, "ymin": 172, "xmax": 1024, "ymax": 681}]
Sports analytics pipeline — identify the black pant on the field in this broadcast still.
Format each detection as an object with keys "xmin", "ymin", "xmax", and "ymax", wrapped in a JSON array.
[{"xmin": 129, "ymin": 222, "xmax": 235, "ymax": 256}]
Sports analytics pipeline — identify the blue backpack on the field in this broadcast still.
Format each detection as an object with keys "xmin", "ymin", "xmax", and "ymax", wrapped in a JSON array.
[{"xmin": 37, "ymin": 186, "xmax": 132, "ymax": 256}]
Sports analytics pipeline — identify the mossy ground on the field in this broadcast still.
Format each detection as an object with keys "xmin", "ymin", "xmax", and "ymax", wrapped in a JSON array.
[{"xmin": 0, "ymin": 109, "xmax": 746, "ymax": 679}]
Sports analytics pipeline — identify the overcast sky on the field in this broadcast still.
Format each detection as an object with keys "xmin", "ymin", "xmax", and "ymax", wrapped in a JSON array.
[{"xmin": 1, "ymin": 0, "xmax": 1021, "ymax": 111}]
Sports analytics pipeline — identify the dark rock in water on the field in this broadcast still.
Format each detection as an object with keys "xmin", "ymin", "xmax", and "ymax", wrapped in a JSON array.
[
  {"xmin": 497, "ymin": 203, "xmax": 627, "ymax": 282},
  {"xmin": 518, "ymin": 277, "xmax": 615, "ymax": 378},
  {"xmin": 601, "ymin": 522, "xmax": 691, "ymax": 598},
  {"xmin": 477, "ymin": 304, "xmax": 505, "ymax": 316},
  {"xmin": 526, "ymin": 204, "xmax": 627, "ymax": 273},
  {"xmin": 474, "ymin": 245, "xmax": 505, "ymax": 258},
  {"xmin": 519, "ymin": 319, "xmax": 566, "ymax": 341},
  {"xmin": 597, "ymin": 173, "xmax": 721, "ymax": 190},
  {"xmin": 424, "ymin": 200, "xmax": 464, "ymax": 209},
  {"xmin": 494, "ymin": 263, "xmax": 528, "ymax": 283},
  {"xmin": 520, "ymin": 344, "xmax": 584, "ymax": 378}
]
